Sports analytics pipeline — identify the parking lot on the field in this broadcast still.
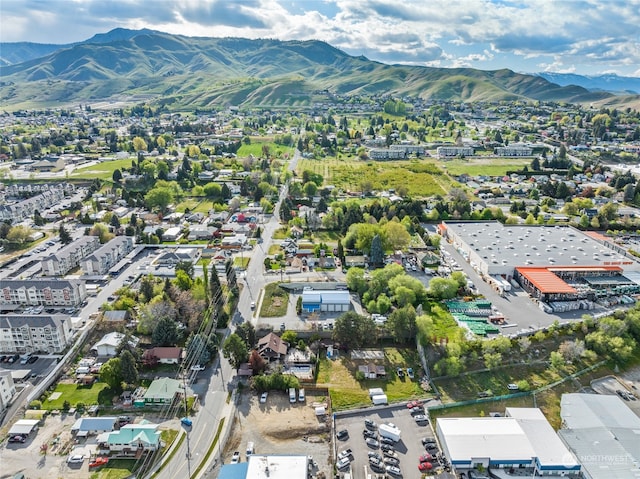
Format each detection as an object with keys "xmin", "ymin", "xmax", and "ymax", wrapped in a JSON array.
[
  {"xmin": 334, "ymin": 404, "xmax": 454, "ymax": 479},
  {"xmin": 591, "ymin": 375, "xmax": 640, "ymax": 416}
]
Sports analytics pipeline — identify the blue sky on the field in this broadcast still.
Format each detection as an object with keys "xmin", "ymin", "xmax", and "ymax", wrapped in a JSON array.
[{"xmin": 1, "ymin": 0, "xmax": 639, "ymax": 76}]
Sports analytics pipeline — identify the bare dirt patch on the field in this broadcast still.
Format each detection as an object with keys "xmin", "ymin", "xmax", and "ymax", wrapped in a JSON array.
[{"xmin": 219, "ymin": 390, "xmax": 332, "ymax": 476}]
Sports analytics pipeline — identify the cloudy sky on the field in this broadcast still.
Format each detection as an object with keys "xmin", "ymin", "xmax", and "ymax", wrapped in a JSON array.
[{"xmin": 1, "ymin": 0, "xmax": 639, "ymax": 76}]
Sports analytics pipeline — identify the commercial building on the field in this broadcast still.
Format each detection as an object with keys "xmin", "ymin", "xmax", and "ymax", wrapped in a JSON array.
[
  {"xmin": 41, "ymin": 236, "xmax": 100, "ymax": 276},
  {"xmin": 81, "ymin": 236, "xmax": 134, "ymax": 275},
  {"xmin": 436, "ymin": 408, "xmax": 581, "ymax": 476},
  {"xmin": 301, "ymin": 290, "xmax": 351, "ymax": 313},
  {"xmin": 558, "ymin": 393, "xmax": 640, "ymax": 479},
  {"xmin": 0, "ymin": 314, "xmax": 73, "ymax": 354},
  {"xmin": 218, "ymin": 455, "xmax": 309, "ymax": 479},
  {"xmin": 0, "ymin": 279, "xmax": 86, "ymax": 307},
  {"xmin": 440, "ymin": 222, "xmax": 640, "ymax": 309}
]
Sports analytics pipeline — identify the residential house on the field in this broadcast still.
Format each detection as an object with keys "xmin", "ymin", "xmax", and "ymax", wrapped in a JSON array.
[
  {"xmin": 357, "ymin": 363, "xmax": 387, "ymax": 379},
  {"xmin": 156, "ymin": 248, "xmax": 201, "ymax": 267},
  {"xmin": 162, "ymin": 227, "xmax": 183, "ymax": 241},
  {"xmin": 142, "ymin": 347, "xmax": 182, "ymax": 366},
  {"xmin": 0, "ymin": 279, "xmax": 87, "ymax": 307},
  {"xmin": 142, "ymin": 377, "xmax": 183, "ymax": 407},
  {"xmin": 187, "ymin": 225, "xmax": 216, "ymax": 241},
  {"xmin": 0, "ymin": 314, "xmax": 73, "ymax": 354},
  {"xmin": 102, "ymin": 310, "xmax": 130, "ymax": 325},
  {"xmin": 102, "ymin": 422, "xmax": 162, "ymax": 453},
  {"xmin": 257, "ymin": 332, "xmax": 288, "ymax": 362},
  {"xmin": 41, "ymin": 236, "xmax": 100, "ymax": 276},
  {"xmin": 92, "ymin": 332, "xmax": 139, "ymax": 357}
]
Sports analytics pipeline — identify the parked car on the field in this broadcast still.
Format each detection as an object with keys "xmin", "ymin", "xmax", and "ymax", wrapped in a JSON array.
[
  {"xmin": 118, "ymin": 416, "xmax": 132, "ymax": 426},
  {"xmin": 385, "ymin": 465, "xmax": 402, "ymax": 476},
  {"xmin": 8, "ymin": 435, "xmax": 25, "ymax": 443},
  {"xmin": 67, "ymin": 454, "xmax": 84, "ymax": 464},
  {"xmin": 89, "ymin": 456, "xmax": 109, "ymax": 468},
  {"xmin": 368, "ymin": 452, "xmax": 383, "ymax": 462},
  {"xmin": 365, "ymin": 438, "xmax": 380, "ymax": 448},
  {"xmin": 421, "ymin": 437, "xmax": 437, "ymax": 446},
  {"xmin": 418, "ymin": 461, "xmax": 433, "ymax": 472},
  {"xmin": 383, "ymin": 450, "xmax": 398, "ymax": 459},
  {"xmin": 231, "ymin": 451, "xmax": 241, "ymax": 464},
  {"xmin": 364, "ymin": 419, "xmax": 377, "ymax": 429},
  {"xmin": 27, "ymin": 355, "xmax": 38, "ymax": 364},
  {"xmin": 369, "ymin": 459, "xmax": 384, "ymax": 472},
  {"xmin": 407, "ymin": 367, "xmax": 415, "ymax": 379},
  {"xmin": 363, "ymin": 429, "xmax": 377, "ymax": 439},
  {"xmin": 180, "ymin": 417, "xmax": 192, "ymax": 427},
  {"xmin": 8, "ymin": 354, "xmax": 19, "ymax": 363},
  {"xmin": 336, "ymin": 429, "xmax": 349, "ymax": 440},
  {"xmin": 406, "ymin": 400, "xmax": 422, "ymax": 409},
  {"xmin": 250, "ymin": 301, "xmax": 256, "ymax": 309},
  {"xmin": 336, "ymin": 457, "xmax": 351, "ymax": 470},
  {"xmin": 507, "ymin": 383, "xmax": 519, "ymax": 390},
  {"xmin": 260, "ymin": 392, "xmax": 268, "ymax": 403},
  {"xmin": 414, "ymin": 414, "xmax": 429, "ymax": 423},
  {"xmin": 381, "ymin": 444, "xmax": 395, "ymax": 453},
  {"xmin": 338, "ymin": 449, "xmax": 353, "ymax": 460},
  {"xmin": 419, "ymin": 453, "xmax": 434, "ymax": 462},
  {"xmin": 396, "ymin": 367, "xmax": 404, "ymax": 378},
  {"xmin": 380, "ymin": 436, "xmax": 395, "ymax": 446},
  {"xmin": 384, "ymin": 457, "xmax": 400, "ymax": 466},
  {"xmin": 410, "ymin": 406, "xmax": 425, "ymax": 415},
  {"xmin": 190, "ymin": 365, "xmax": 206, "ymax": 371}
]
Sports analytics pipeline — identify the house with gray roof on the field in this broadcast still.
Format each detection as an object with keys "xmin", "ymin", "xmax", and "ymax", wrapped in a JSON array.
[
  {"xmin": 81, "ymin": 236, "xmax": 134, "ymax": 275},
  {"xmin": 0, "ymin": 314, "xmax": 73, "ymax": 354}
]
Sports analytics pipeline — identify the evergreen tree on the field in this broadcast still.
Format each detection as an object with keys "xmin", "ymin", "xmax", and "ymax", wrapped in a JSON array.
[
  {"xmin": 59, "ymin": 224, "xmax": 72, "ymax": 244},
  {"xmin": 120, "ymin": 350, "xmax": 139, "ymax": 385},
  {"xmin": 369, "ymin": 234, "xmax": 384, "ymax": 268}
]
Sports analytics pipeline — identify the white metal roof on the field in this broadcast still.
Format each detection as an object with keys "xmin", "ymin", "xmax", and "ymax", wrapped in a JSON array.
[{"xmin": 245, "ymin": 455, "xmax": 308, "ymax": 479}]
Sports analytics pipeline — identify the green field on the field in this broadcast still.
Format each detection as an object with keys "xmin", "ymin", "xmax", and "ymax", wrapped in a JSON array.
[
  {"xmin": 43, "ymin": 382, "xmax": 111, "ymax": 410},
  {"xmin": 297, "ymin": 157, "xmax": 450, "ymax": 196},
  {"xmin": 70, "ymin": 158, "xmax": 135, "ymax": 180},
  {"xmin": 317, "ymin": 348, "xmax": 430, "ymax": 410},
  {"xmin": 441, "ymin": 157, "xmax": 532, "ymax": 176},
  {"xmin": 237, "ymin": 140, "xmax": 294, "ymax": 159}
]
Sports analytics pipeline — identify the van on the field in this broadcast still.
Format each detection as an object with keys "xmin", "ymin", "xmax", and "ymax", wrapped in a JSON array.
[
  {"xmin": 246, "ymin": 441, "xmax": 254, "ymax": 456},
  {"xmin": 298, "ymin": 388, "xmax": 305, "ymax": 402},
  {"xmin": 289, "ymin": 388, "xmax": 296, "ymax": 403}
]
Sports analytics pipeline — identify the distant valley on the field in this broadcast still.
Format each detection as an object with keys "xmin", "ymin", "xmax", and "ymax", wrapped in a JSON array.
[{"xmin": 0, "ymin": 28, "xmax": 637, "ymax": 110}]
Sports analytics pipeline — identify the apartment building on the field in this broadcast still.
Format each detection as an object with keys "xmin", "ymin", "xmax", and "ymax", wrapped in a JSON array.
[
  {"xmin": 0, "ymin": 370, "xmax": 16, "ymax": 410},
  {"xmin": 0, "ymin": 279, "xmax": 87, "ymax": 307},
  {"xmin": 81, "ymin": 236, "xmax": 134, "ymax": 275},
  {"xmin": 41, "ymin": 236, "xmax": 100, "ymax": 276},
  {"xmin": 0, "ymin": 314, "xmax": 73, "ymax": 354}
]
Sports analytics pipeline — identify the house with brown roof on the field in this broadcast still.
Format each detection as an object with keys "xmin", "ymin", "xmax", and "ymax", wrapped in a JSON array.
[
  {"xmin": 142, "ymin": 347, "xmax": 183, "ymax": 366},
  {"xmin": 257, "ymin": 332, "xmax": 289, "ymax": 362},
  {"xmin": 358, "ymin": 363, "xmax": 387, "ymax": 379}
]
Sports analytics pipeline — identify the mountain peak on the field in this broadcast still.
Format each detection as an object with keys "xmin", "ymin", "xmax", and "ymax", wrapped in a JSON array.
[{"xmin": 84, "ymin": 28, "xmax": 160, "ymax": 45}]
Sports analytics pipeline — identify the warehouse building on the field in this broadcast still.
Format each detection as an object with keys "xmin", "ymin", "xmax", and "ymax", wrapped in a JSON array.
[
  {"xmin": 558, "ymin": 393, "xmax": 640, "ymax": 479},
  {"xmin": 436, "ymin": 408, "xmax": 581, "ymax": 476},
  {"xmin": 218, "ymin": 454, "xmax": 309, "ymax": 479},
  {"xmin": 301, "ymin": 290, "xmax": 350, "ymax": 313}
]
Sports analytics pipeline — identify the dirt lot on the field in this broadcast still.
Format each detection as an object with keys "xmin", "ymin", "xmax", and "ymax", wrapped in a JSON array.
[{"xmin": 216, "ymin": 390, "xmax": 332, "ymax": 477}]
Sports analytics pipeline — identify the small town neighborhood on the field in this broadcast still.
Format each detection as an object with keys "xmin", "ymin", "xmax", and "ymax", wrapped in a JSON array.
[{"xmin": 0, "ymin": 92, "xmax": 639, "ymax": 479}]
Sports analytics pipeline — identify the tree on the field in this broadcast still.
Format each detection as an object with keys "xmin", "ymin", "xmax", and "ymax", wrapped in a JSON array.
[
  {"xmin": 110, "ymin": 214, "xmax": 121, "ymax": 230},
  {"xmin": 303, "ymin": 181, "xmax": 318, "ymax": 198},
  {"xmin": 428, "ymin": 277, "xmax": 459, "ymax": 299},
  {"xmin": 152, "ymin": 317, "xmax": 181, "ymax": 346},
  {"xmin": 112, "ymin": 169, "xmax": 123, "ymax": 183},
  {"xmin": 236, "ymin": 322, "xmax": 256, "ymax": 348},
  {"xmin": 59, "ymin": 224, "xmax": 72, "ymax": 244},
  {"xmin": 281, "ymin": 330, "xmax": 297, "ymax": 345},
  {"xmin": 132, "ymin": 136, "xmax": 147, "ymax": 152},
  {"xmin": 223, "ymin": 333, "xmax": 248, "ymax": 368},
  {"xmin": 174, "ymin": 270, "xmax": 193, "ymax": 291},
  {"xmin": 483, "ymin": 352, "xmax": 502, "ymax": 369},
  {"xmin": 185, "ymin": 332, "xmax": 218, "ymax": 365},
  {"xmin": 369, "ymin": 234, "xmax": 384, "ymax": 268},
  {"xmin": 248, "ymin": 349, "xmax": 267, "ymax": 374},
  {"xmin": 6, "ymin": 225, "xmax": 33, "ymax": 245},
  {"xmin": 120, "ymin": 350, "xmax": 139, "ymax": 385},
  {"xmin": 387, "ymin": 305, "xmax": 417, "ymax": 343},
  {"xmin": 100, "ymin": 358, "xmax": 123, "ymax": 390},
  {"xmin": 383, "ymin": 221, "xmax": 411, "ymax": 251},
  {"xmin": 333, "ymin": 311, "xmax": 376, "ymax": 349}
]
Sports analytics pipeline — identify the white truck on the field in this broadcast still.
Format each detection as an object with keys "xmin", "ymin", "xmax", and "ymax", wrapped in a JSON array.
[
  {"xmin": 289, "ymin": 388, "xmax": 296, "ymax": 403},
  {"xmin": 378, "ymin": 423, "xmax": 401, "ymax": 442},
  {"xmin": 371, "ymin": 394, "xmax": 388, "ymax": 405}
]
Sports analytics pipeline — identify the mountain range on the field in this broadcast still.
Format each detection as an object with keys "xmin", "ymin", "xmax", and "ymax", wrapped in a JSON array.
[
  {"xmin": 0, "ymin": 28, "xmax": 636, "ymax": 110},
  {"xmin": 535, "ymin": 72, "xmax": 640, "ymax": 95}
]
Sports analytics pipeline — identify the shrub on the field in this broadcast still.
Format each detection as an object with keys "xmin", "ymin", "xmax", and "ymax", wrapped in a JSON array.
[{"xmin": 29, "ymin": 400, "xmax": 42, "ymax": 409}]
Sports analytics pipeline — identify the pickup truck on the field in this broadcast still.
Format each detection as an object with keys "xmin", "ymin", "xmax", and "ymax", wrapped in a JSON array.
[{"xmin": 337, "ymin": 449, "xmax": 353, "ymax": 460}]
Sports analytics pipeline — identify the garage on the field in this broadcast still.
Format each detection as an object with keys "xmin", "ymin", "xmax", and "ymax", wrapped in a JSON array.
[{"xmin": 9, "ymin": 419, "xmax": 39, "ymax": 437}]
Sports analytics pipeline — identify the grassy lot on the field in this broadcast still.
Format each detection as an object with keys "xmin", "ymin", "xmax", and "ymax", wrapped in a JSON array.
[
  {"xmin": 260, "ymin": 282, "xmax": 290, "ymax": 317},
  {"xmin": 430, "ymin": 364, "xmax": 613, "ymax": 430},
  {"xmin": 176, "ymin": 198, "xmax": 212, "ymax": 214},
  {"xmin": 90, "ymin": 459, "xmax": 136, "ymax": 479},
  {"xmin": 268, "ymin": 244, "xmax": 281, "ymax": 255},
  {"xmin": 42, "ymin": 382, "xmax": 111, "ymax": 410},
  {"xmin": 311, "ymin": 231, "xmax": 341, "ymax": 243},
  {"xmin": 417, "ymin": 301, "xmax": 466, "ymax": 343},
  {"xmin": 237, "ymin": 141, "xmax": 294, "ymax": 159},
  {"xmin": 441, "ymin": 157, "xmax": 532, "ymax": 176},
  {"xmin": 272, "ymin": 227, "xmax": 289, "ymax": 240},
  {"xmin": 297, "ymin": 157, "xmax": 450, "ymax": 196},
  {"xmin": 70, "ymin": 158, "xmax": 134, "ymax": 180},
  {"xmin": 316, "ymin": 347, "xmax": 431, "ymax": 410}
]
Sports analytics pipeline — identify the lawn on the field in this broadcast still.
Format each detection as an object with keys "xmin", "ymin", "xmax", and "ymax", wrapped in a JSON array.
[
  {"xmin": 259, "ymin": 282, "xmax": 290, "ymax": 317},
  {"xmin": 440, "ymin": 157, "xmax": 532, "ymax": 176},
  {"xmin": 90, "ymin": 459, "xmax": 137, "ymax": 479},
  {"xmin": 43, "ymin": 382, "xmax": 111, "ymax": 410},
  {"xmin": 70, "ymin": 158, "xmax": 134, "ymax": 180},
  {"xmin": 237, "ymin": 140, "xmax": 293, "ymax": 159},
  {"xmin": 316, "ymin": 347, "xmax": 431, "ymax": 410}
]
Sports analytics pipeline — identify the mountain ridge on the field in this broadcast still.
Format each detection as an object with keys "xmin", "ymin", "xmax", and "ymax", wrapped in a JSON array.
[{"xmin": 0, "ymin": 29, "xmax": 629, "ymax": 109}]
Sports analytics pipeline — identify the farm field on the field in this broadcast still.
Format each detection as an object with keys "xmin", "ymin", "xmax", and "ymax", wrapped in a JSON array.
[{"xmin": 297, "ymin": 157, "xmax": 451, "ymax": 196}]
